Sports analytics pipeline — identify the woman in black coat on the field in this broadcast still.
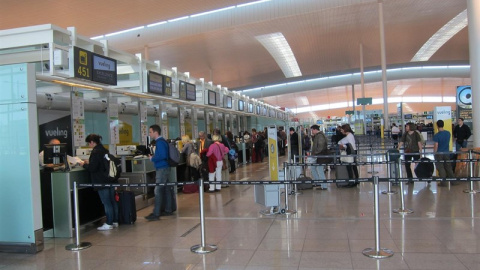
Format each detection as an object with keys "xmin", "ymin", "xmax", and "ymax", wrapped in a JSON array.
[{"xmin": 82, "ymin": 134, "xmax": 118, "ymax": 231}]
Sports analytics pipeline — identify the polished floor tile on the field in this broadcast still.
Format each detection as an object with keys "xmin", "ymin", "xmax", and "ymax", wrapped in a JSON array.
[{"xmin": 5, "ymin": 151, "xmax": 480, "ymax": 270}]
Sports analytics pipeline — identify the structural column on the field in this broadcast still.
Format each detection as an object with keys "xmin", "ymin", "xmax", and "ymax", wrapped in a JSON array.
[
  {"xmin": 378, "ymin": 0, "xmax": 389, "ymax": 130},
  {"xmin": 468, "ymin": 0, "xmax": 480, "ymax": 148}
]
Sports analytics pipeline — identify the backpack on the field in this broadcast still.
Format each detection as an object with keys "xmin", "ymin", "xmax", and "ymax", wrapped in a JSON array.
[
  {"xmin": 160, "ymin": 138, "xmax": 180, "ymax": 167},
  {"xmin": 104, "ymin": 153, "xmax": 121, "ymax": 183},
  {"xmin": 303, "ymin": 135, "xmax": 311, "ymax": 150}
]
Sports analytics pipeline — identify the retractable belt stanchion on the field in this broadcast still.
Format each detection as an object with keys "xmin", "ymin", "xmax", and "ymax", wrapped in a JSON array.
[
  {"xmin": 464, "ymin": 150, "xmax": 478, "ymax": 194},
  {"xmin": 367, "ymin": 144, "xmax": 379, "ymax": 175},
  {"xmin": 382, "ymin": 151, "xmax": 397, "ymax": 195},
  {"xmin": 66, "ymin": 182, "xmax": 92, "ymax": 251},
  {"xmin": 393, "ymin": 158, "xmax": 413, "ymax": 215},
  {"xmin": 281, "ymin": 164, "xmax": 296, "ymax": 215},
  {"xmin": 291, "ymin": 155, "xmax": 301, "ymax": 195},
  {"xmin": 191, "ymin": 178, "xmax": 217, "ymax": 254},
  {"xmin": 363, "ymin": 176, "xmax": 394, "ymax": 259}
]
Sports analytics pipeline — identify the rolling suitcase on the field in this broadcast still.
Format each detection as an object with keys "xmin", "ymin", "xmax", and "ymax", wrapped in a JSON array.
[
  {"xmin": 297, "ymin": 174, "xmax": 313, "ymax": 190},
  {"xmin": 335, "ymin": 164, "xmax": 355, "ymax": 188},
  {"xmin": 118, "ymin": 191, "xmax": 137, "ymax": 224}
]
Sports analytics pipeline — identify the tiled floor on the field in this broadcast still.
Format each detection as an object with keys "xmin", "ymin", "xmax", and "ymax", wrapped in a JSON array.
[{"xmin": 2, "ymin": 154, "xmax": 480, "ymax": 269}]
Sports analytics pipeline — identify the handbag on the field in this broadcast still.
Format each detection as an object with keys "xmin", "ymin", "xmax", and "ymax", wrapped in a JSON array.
[
  {"xmin": 317, "ymin": 147, "xmax": 333, "ymax": 164},
  {"xmin": 340, "ymin": 150, "xmax": 354, "ymax": 163},
  {"xmin": 222, "ymin": 154, "xmax": 228, "ymax": 170}
]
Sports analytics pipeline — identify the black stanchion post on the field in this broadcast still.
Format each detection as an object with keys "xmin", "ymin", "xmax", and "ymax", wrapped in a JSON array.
[
  {"xmin": 382, "ymin": 151, "xmax": 397, "ymax": 195},
  {"xmin": 464, "ymin": 149, "xmax": 478, "ymax": 194},
  {"xmin": 65, "ymin": 181, "xmax": 92, "ymax": 251},
  {"xmin": 191, "ymin": 178, "xmax": 217, "ymax": 254},
  {"xmin": 393, "ymin": 158, "xmax": 413, "ymax": 215},
  {"xmin": 363, "ymin": 176, "xmax": 394, "ymax": 258},
  {"xmin": 281, "ymin": 163, "xmax": 296, "ymax": 215}
]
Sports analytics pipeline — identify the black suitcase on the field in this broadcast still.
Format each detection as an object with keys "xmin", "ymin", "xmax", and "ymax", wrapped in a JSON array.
[
  {"xmin": 297, "ymin": 175, "xmax": 313, "ymax": 190},
  {"xmin": 414, "ymin": 157, "xmax": 434, "ymax": 178},
  {"xmin": 118, "ymin": 191, "xmax": 137, "ymax": 224},
  {"xmin": 335, "ymin": 165, "xmax": 356, "ymax": 188}
]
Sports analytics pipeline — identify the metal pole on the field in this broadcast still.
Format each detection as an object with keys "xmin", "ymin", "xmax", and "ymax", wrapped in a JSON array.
[
  {"xmin": 363, "ymin": 176, "xmax": 394, "ymax": 258},
  {"xmin": 292, "ymin": 154, "xmax": 301, "ymax": 195},
  {"xmin": 65, "ymin": 182, "xmax": 92, "ymax": 251},
  {"xmin": 191, "ymin": 178, "xmax": 217, "ymax": 253},
  {"xmin": 281, "ymin": 164, "xmax": 296, "ymax": 215},
  {"xmin": 393, "ymin": 158, "xmax": 413, "ymax": 214},
  {"xmin": 382, "ymin": 151, "xmax": 397, "ymax": 195},
  {"xmin": 378, "ymin": 0, "xmax": 389, "ymax": 130},
  {"xmin": 464, "ymin": 150, "xmax": 477, "ymax": 194}
]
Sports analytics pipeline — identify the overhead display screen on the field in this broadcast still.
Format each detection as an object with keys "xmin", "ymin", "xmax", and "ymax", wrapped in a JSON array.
[
  {"xmin": 74, "ymin": 46, "xmax": 92, "ymax": 81},
  {"xmin": 256, "ymin": 105, "xmax": 260, "ymax": 115},
  {"xmin": 179, "ymin": 81, "xmax": 187, "ymax": 100},
  {"xmin": 91, "ymin": 53, "xmax": 117, "ymax": 85},
  {"xmin": 147, "ymin": 71, "xmax": 164, "ymax": 95},
  {"xmin": 224, "ymin": 96, "xmax": 232, "ymax": 109},
  {"xmin": 248, "ymin": 103, "xmax": 253, "ymax": 113},
  {"xmin": 263, "ymin": 107, "xmax": 267, "ymax": 116},
  {"xmin": 238, "ymin": 100, "xmax": 244, "ymax": 111},
  {"xmin": 208, "ymin": 90, "xmax": 216, "ymax": 106},
  {"xmin": 186, "ymin": 83, "xmax": 196, "ymax": 101},
  {"xmin": 164, "ymin": 75, "xmax": 172, "ymax": 96}
]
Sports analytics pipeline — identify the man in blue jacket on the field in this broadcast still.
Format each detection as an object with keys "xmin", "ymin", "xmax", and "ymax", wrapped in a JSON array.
[{"xmin": 145, "ymin": 124, "xmax": 172, "ymax": 221}]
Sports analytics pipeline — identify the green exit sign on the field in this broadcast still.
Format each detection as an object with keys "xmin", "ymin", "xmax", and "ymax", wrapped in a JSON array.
[
  {"xmin": 345, "ymin": 110, "xmax": 354, "ymax": 115},
  {"xmin": 357, "ymin": 97, "xmax": 373, "ymax": 105}
]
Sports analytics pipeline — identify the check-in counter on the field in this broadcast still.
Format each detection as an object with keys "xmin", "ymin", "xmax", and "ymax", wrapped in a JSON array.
[
  {"xmin": 121, "ymin": 157, "xmax": 156, "ymax": 210},
  {"xmin": 50, "ymin": 168, "xmax": 104, "ymax": 238}
]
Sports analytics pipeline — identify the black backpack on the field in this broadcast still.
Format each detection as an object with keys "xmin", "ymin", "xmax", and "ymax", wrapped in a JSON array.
[
  {"xmin": 160, "ymin": 138, "xmax": 180, "ymax": 167},
  {"xmin": 104, "ymin": 153, "xmax": 121, "ymax": 183}
]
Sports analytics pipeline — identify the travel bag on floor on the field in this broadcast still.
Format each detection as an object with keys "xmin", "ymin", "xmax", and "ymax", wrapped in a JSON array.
[
  {"xmin": 335, "ymin": 164, "xmax": 355, "ymax": 188},
  {"xmin": 414, "ymin": 157, "xmax": 434, "ymax": 178},
  {"xmin": 118, "ymin": 191, "xmax": 137, "ymax": 224}
]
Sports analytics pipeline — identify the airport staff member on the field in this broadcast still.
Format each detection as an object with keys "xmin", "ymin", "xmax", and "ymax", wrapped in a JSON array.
[
  {"xmin": 145, "ymin": 124, "xmax": 173, "ymax": 221},
  {"xmin": 83, "ymin": 134, "xmax": 119, "ymax": 231}
]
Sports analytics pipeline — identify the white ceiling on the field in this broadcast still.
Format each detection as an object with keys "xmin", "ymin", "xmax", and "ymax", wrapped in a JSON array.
[{"xmin": 0, "ymin": 0, "xmax": 469, "ymax": 119}]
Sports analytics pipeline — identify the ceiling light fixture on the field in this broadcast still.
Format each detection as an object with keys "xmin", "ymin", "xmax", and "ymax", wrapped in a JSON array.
[
  {"xmin": 255, "ymin": 32, "xmax": 302, "ymax": 78},
  {"xmin": 411, "ymin": 9, "xmax": 467, "ymax": 61},
  {"xmin": 237, "ymin": 0, "xmax": 271, "ymax": 8},
  {"xmin": 105, "ymin": 26, "xmax": 145, "ymax": 37},
  {"xmin": 191, "ymin": 6, "xmax": 235, "ymax": 18}
]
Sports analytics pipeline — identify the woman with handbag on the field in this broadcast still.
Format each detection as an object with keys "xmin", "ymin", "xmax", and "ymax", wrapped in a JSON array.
[
  {"xmin": 226, "ymin": 131, "xmax": 238, "ymax": 173},
  {"xmin": 338, "ymin": 124, "xmax": 359, "ymax": 179},
  {"xmin": 206, "ymin": 135, "xmax": 229, "ymax": 192}
]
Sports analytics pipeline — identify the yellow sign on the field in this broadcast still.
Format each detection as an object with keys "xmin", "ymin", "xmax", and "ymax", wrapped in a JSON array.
[
  {"xmin": 118, "ymin": 121, "xmax": 133, "ymax": 145},
  {"xmin": 268, "ymin": 126, "xmax": 279, "ymax": 181}
]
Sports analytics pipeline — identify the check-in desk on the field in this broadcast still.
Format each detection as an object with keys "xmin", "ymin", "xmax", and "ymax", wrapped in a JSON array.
[
  {"xmin": 122, "ymin": 157, "xmax": 156, "ymax": 210},
  {"xmin": 50, "ymin": 168, "xmax": 104, "ymax": 238}
]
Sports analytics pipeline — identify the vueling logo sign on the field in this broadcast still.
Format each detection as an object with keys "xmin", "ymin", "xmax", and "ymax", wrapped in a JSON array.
[{"xmin": 45, "ymin": 128, "xmax": 68, "ymax": 138}]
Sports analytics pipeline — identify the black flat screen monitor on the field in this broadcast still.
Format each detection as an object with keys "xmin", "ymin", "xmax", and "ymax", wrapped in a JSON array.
[
  {"xmin": 147, "ymin": 71, "xmax": 164, "ymax": 95},
  {"xmin": 91, "ymin": 53, "xmax": 117, "ymax": 85},
  {"xmin": 238, "ymin": 100, "xmax": 244, "ymax": 111},
  {"xmin": 426, "ymin": 115, "xmax": 433, "ymax": 119},
  {"xmin": 248, "ymin": 103, "xmax": 253, "ymax": 113},
  {"xmin": 43, "ymin": 143, "xmax": 67, "ymax": 165},
  {"xmin": 404, "ymin": 114, "xmax": 413, "ymax": 120},
  {"xmin": 186, "ymin": 82, "xmax": 196, "ymax": 101},
  {"xmin": 224, "ymin": 95, "xmax": 232, "ymax": 109},
  {"xmin": 208, "ymin": 90, "xmax": 216, "ymax": 105}
]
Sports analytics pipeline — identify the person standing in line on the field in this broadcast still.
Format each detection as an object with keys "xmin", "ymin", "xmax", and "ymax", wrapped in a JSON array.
[
  {"xmin": 398, "ymin": 122, "xmax": 423, "ymax": 183},
  {"xmin": 289, "ymin": 127, "xmax": 300, "ymax": 162},
  {"xmin": 196, "ymin": 131, "xmax": 213, "ymax": 155},
  {"xmin": 338, "ymin": 124, "xmax": 359, "ymax": 179},
  {"xmin": 226, "ymin": 131, "xmax": 238, "ymax": 173},
  {"xmin": 145, "ymin": 124, "xmax": 173, "ymax": 221},
  {"xmin": 433, "ymin": 120, "xmax": 455, "ymax": 186},
  {"xmin": 206, "ymin": 135, "xmax": 229, "ymax": 192},
  {"xmin": 310, "ymin": 125, "xmax": 327, "ymax": 190},
  {"xmin": 453, "ymin": 118, "xmax": 471, "ymax": 151},
  {"xmin": 391, "ymin": 123, "xmax": 400, "ymax": 147},
  {"xmin": 82, "ymin": 134, "xmax": 118, "ymax": 230}
]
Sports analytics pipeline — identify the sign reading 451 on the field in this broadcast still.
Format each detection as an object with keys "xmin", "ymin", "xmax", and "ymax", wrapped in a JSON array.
[{"xmin": 73, "ymin": 46, "xmax": 92, "ymax": 80}]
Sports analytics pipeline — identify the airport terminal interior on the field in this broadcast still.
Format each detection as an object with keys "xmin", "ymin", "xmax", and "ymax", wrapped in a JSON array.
[
  {"xmin": 2, "ymin": 148, "xmax": 480, "ymax": 270},
  {"xmin": 2, "ymin": 0, "xmax": 480, "ymax": 269}
]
